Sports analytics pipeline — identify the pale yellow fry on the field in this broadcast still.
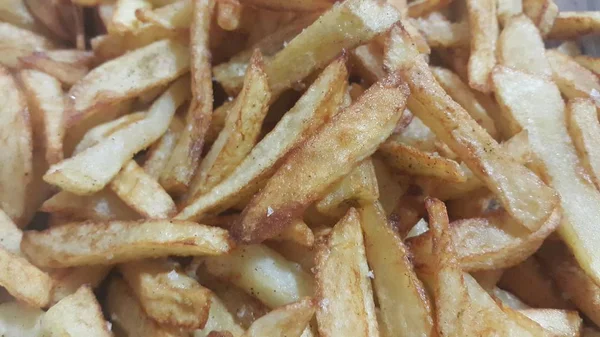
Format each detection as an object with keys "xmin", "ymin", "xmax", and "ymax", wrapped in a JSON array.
[
  {"xmin": 360, "ymin": 202, "xmax": 434, "ymax": 337},
  {"xmin": 315, "ymin": 209, "xmax": 378, "ymax": 337},
  {"xmin": 0, "ymin": 66, "xmax": 34, "ymax": 226},
  {"xmin": 194, "ymin": 294, "xmax": 245, "ymax": 337},
  {"xmin": 0, "ymin": 0, "xmax": 39, "ymax": 32},
  {"xmin": 0, "ymin": 22, "xmax": 54, "ymax": 68},
  {"xmin": 546, "ymin": 50, "xmax": 600, "ymax": 108},
  {"xmin": 72, "ymin": 112, "xmax": 147, "ymax": 156},
  {"xmin": 548, "ymin": 11, "xmax": 600, "ymax": 39},
  {"xmin": 466, "ymin": 0, "xmax": 498, "ymax": 93},
  {"xmin": 0, "ymin": 248, "xmax": 52, "ymax": 308},
  {"xmin": 41, "ymin": 189, "xmax": 138, "ymax": 221},
  {"xmin": 557, "ymin": 41, "xmax": 582, "ymax": 57},
  {"xmin": 106, "ymin": 277, "xmax": 185, "ymax": 337},
  {"xmin": 143, "ymin": 116, "xmax": 185, "ymax": 179},
  {"xmin": 201, "ymin": 244, "xmax": 314, "ymax": 308},
  {"xmin": 159, "ymin": 0, "xmax": 214, "ymax": 194},
  {"xmin": 497, "ymin": 14, "xmax": 552, "ymax": 78},
  {"xmin": 385, "ymin": 27, "xmax": 557, "ymax": 232},
  {"xmin": 431, "ymin": 66, "xmax": 498, "ymax": 137},
  {"xmin": 412, "ymin": 13, "xmax": 469, "ymax": 48},
  {"xmin": 66, "ymin": 39, "xmax": 189, "ymax": 127},
  {"xmin": 19, "ymin": 69, "xmax": 65, "ymax": 165},
  {"xmin": 518, "ymin": 309, "xmax": 582, "ymax": 337},
  {"xmin": 0, "ymin": 302, "xmax": 44, "ymax": 337},
  {"xmin": 407, "ymin": 0, "xmax": 452, "ymax": 18},
  {"xmin": 497, "ymin": 0, "xmax": 523, "ymax": 25},
  {"xmin": 574, "ymin": 55, "xmax": 600, "ymax": 76},
  {"xmin": 45, "ymin": 76, "xmax": 190, "ymax": 195},
  {"xmin": 238, "ymin": 0, "xmax": 330, "ymax": 11},
  {"xmin": 21, "ymin": 219, "xmax": 232, "ymax": 268},
  {"xmin": 176, "ymin": 58, "xmax": 348, "ymax": 221},
  {"xmin": 242, "ymin": 298, "xmax": 315, "ymax": 337},
  {"xmin": 110, "ymin": 160, "xmax": 177, "ymax": 219},
  {"xmin": 50, "ymin": 266, "xmax": 112, "ymax": 305},
  {"xmin": 493, "ymin": 66, "xmax": 600, "ymax": 285},
  {"xmin": 216, "ymin": 0, "xmax": 242, "ymax": 31},
  {"xmin": 522, "ymin": 0, "xmax": 558, "ymax": 36},
  {"xmin": 0, "ymin": 209, "xmax": 23, "ymax": 256},
  {"xmin": 41, "ymin": 286, "xmax": 112, "ymax": 337},
  {"xmin": 119, "ymin": 259, "xmax": 212, "ymax": 329},
  {"xmin": 188, "ymin": 51, "xmax": 270, "ymax": 198},
  {"xmin": 111, "ymin": 0, "xmax": 152, "ymax": 33},
  {"xmin": 233, "ymin": 74, "xmax": 408, "ymax": 243},
  {"xmin": 19, "ymin": 49, "xmax": 94, "ymax": 86},
  {"xmin": 568, "ymin": 99, "xmax": 600, "ymax": 190}
]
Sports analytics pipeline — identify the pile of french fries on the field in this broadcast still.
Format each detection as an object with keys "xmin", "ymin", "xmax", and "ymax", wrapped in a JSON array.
[{"xmin": 3, "ymin": 0, "xmax": 600, "ymax": 335}]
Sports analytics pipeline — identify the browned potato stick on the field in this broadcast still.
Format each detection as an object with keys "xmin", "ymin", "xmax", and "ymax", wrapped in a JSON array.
[
  {"xmin": 41, "ymin": 286, "xmax": 112, "ymax": 337},
  {"xmin": 0, "ymin": 22, "xmax": 54, "ymax": 68},
  {"xmin": 538, "ymin": 241, "xmax": 600, "ymax": 327},
  {"xmin": 378, "ymin": 140, "xmax": 466, "ymax": 182},
  {"xmin": 19, "ymin": 69, "xmax": 65, "ymax": 165},
  {"xmin": 106, "ymin": 277, "xmax": 185, "ymax": 337},
  {"xmin": 200, "ymin": 244, "xmax": 314, "ymax": 308},
  {"xmin": 45, "ymin": 76, "xmax": 190, "ymax": 195},
  {"xmin": 522, "ymin": 0, "xmax": 558, "ymax": 36},
  {"xmin": 241, "ymin": 297, "xmax": 315, "ymax": 337},
  {"xmin": 21, "ymin": 220, "xmax": 233, "ymax": 268},
  {"xmin": 50, "ymin": 265, "xmax": 112, "ymax": 305},
  {"xmin": 195, "ymin": 294, "xmax": 245, "ymax": 337},
  {"xmin": 546, "ymin": 50, "xmax": 600, "ymax": 108},
  {"xmin": 238, "ymin": 0, "xmax": 331, "ymax": 12},
  {"xmin": 119, "ymin": 259, "xmax": 212, "ymax": 329},
  {"xmin": 407, "ymin": 0, "xmax": 452, "ymax": 18},
  {"xmin": 518, "ymin": 309, "xmax": 582, "ymax": 337},
  {"xmin": 143, "ymin": 117, "xmax": 185, "ymax": 179},
  {"xmin": 67, "ymin": 39, "xmax": 189, "ymax": 127},
  {"xmin": 567, "ymin": 99, "xmax": 600, "ymax": 189},
  {"xmin": 386, "ymin": 27, "xmax": 557, "ymax": 232},
  {"xmin": 0, "ymin": 0, "xmax": 40, "ymax": 32},
  {"xmin": 176, "ymin": 58, "xmax": 348, "ymax": 221},
  {"xmin": 111, "ymin": 0, "xmax": 152, "ymax": 34},
  {"xmin": 41, "ymin": 189, "xmax": 138, "ymax": 221},
  {"xmin": 412, "ymin": 13, "xmax": 469, "ymax": 48},
  {"xmin": 493, "ymin": 66, "xmax": 600, "ymax": 285},
  {"xmin": 497, "ymin": 0, "xmax": 523, "ymax": 25},
  {"xmin": 315, "ymin": 209, "xmax": 378, "ymax": 337},
  {"xmin": 159, "ymin": 0, "xmax": 214, "ymax": 194},
  {"xmin": 465, "ymin": 0, "xmax": 497, "ymax": 93},
  {"xmin": 19, "ymin": 50, "xmax": 94, "ymax": 86},
  {"xmin": 187, "ymin": 51, "xmax": 270, "ymax": 199},
  {"xmin": 0, "ymin": 248, "xmax": 52, "ymax": 308},
  {"xmin": 574, "ymin": 55, "xmax": 600, "ymax": 76},
  {"xmin": 360, "ymin": 202, "xmax": 434, "ymax": 337},
  {"xmin": 548, "ymin": 11, "xmax": 600, "ymax": 39},
  {"xmin": 233, "ymin": 74, "xmax": 408, "ymax": 243},
  {"xmin": 216, "ymin": 0, "xmax": 242, "ymax": 31},
  {"xmin": 0, "ymin": 301, "xmax": 44, "ymax": 335}
]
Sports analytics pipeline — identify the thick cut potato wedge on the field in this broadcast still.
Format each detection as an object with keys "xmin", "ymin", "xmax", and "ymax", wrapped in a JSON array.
[
  {"xmin": 45, "ymin": 76, "xmax": 190, "ymax": 195},
  {"xmin": 21, "ymin": 220, "xmax": 233, "ymax": 268},
  {"xmin": 412, "ymin": 13, "xmax": 469, "ymax": 48},
  {"xmin": 0, "ymin": 248, "xmax": 52, "ymax": 308},
  {"xmin": 66, "ymin": 39, "xmax": 189, "ymax": 127},
  {"xmin": 50, "ymin": 266, "xmax": 112, "ymax": 305},
  {"xmin": 232, "ymin": 74, "xmax": 408, "ymax": 243},
  {"xmin": 546, "ymin": 50, "xmax": 600, "ymax": 108},
  {"xmin": 119, "ymin": 259, "xmax": 212, "ymax": 329},
  {"xmin": 41, "ymin": 189, "xmax": 138, "ymax": 221},
  {"xmin": 493, "ymin": 66, "xmax": 600, "ymax": 285},
  {"xmin": 548, "ymin": 11, "xmax": 600, "ymax": 39},
  {"xmin": 567, "ymin": 98, "xmax": 600, "ymax": 189},
  {"xmin": 385, "ymin": 27, "xmax": 558, "ymax": 232},
  {"xmin": 19, "ymin": 50, "xmax": 94, "ymax": 86},
  {"xmin": 176, "ymin": 57, "xmax": 348, "ymax": 221},
  {"xmin": 0, "ymin": 302, "xmax": 44, "ymax": 337},
  {"xmin": 0, "ymin": 22, "xmax": 54, "ymax": 68},
  {"xmin": 41, "ymin": 286, "xmax": 112, "ymax": 337},
  {"xmin": 522, "ymin": 0, "xmax": 558, "ymax": 36},
  {"xmin": 215, "ymin": 0, "xmax": 242, "ymax": 31},
  {"xmin": 518, "ymin": 309, "xmax": 582, "ymax": 337},
  {"xmin": 315, "ymin": 209, "xmax": 378, "ymax": 337},
  {"xmin": 242, "ymin": 297, "xmax": 316, "ymax": 337},
  {"xmin": 143, "ymin": 117, "xmax": 185, "ymax": 179},
  {"xmin": 466, "ymin": 0, "xmax": 498, "ymax": 93},
  {"xmin": 360, "ymin": 202, "xmax": 434, "ymax": 337},
  {"xmin": 497, "ymin": 0, "xmax": 523, "ymax": 25}
]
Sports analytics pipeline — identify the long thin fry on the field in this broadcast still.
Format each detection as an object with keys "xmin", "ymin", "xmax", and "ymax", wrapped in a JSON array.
[{"xmin": 466, "ymin": 0, "xmax": 498, "ymax": 93}]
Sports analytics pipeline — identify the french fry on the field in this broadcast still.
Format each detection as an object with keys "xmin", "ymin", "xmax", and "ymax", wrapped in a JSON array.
[
  {"xmin": 267, "ymin": 240, "xmax": 316, "ymax": 273},
  {"xmin": 41, "ymin": 286, "xmax": 112, "ymax": 337},
  {"xmin": 385, "ymin": 27, "xmax": 558, "ymax": 232},
  {"xmin": 232, "ymin": 74, "xmax": 408, "ymax": 243},
  {"xmin": 465, "ymin": 0, "xmax": 498, "ymax": 93},
  {"xmin": 72, "ymin": 112, "xmax": 147, "ymax": 156},
  {"xmin": 241, "ymin": 297, "xmax": 315, "ymax": 337},
  {"xmin": 0, "ymin": 0, "xmax": 40, "ymax": 32},
  {"xmin": 19, "ymin": 69, "xmax": 65, "ymax": 165},
  {"xmin": 194, "ymin": 294, "xmax": 245, "ymax": 337},
  {"xmin": 238, "ymin": 0, "xmax": 331, "ymax": 12},
  {"xmin": 412, "ymin": 13, "xmax": 469, "ymax": 48},
  {"xmin": 0, "ymin": 301, "xmax": 44, "ymax": 337},
  {"xmin": 187, "ymin": 50, "xmax": 270, "ymax": 199},
  {"xmin": 50, "ymin": 266, "xmax": 112, "ymax": 305},
  {"xmin": 548, "ymin": 11, "xmax": 600, "ymax": 40},
  {"xmin": 567, "ymin": 99, "xmax": 600, "ymax": 189},
  {"xmin": 216, "ymin": 0, "xmax": 242, "ymax": 31},
  {"xmin": 518, "ymin": 309, "xmax": 582, "ymax": 337},
  {"xmin": 176, "ymin": 57, "xmax": 348, "ymax": 221},
  {"xmin": 159, "ymin": 0, "xmax": 215, "ymax": 194},
  {"xmin": 315, "ymin": 209, "xmax": 378, "ymax": 337},
  {"xmin": 522, "ymin": 0, "xmax": 558, "ymax": 36},
  {"xmin": 0, "ymin": 249, "xmax": 52, "ymax": 308},
  {"xmin": 119, "ymin": 259, "xmax": 212, "ymax": 329},
  {"xmin": 21, "ymin": 219, "xmax": 233, "ymax": 268},
  {"xmin": 106, "ymin": 277, "xmax": 185, "ymax": 337},
  {"xmin": 497, "ymin": 0, "xmax": 523, "ymax": 25},
  {"xmin": 66, "ymin": 39, "xmax": 189, "ymax": 127},
  {"xmin": 41, "ymin": 189, "xmax": 138, "ymax": 221},
  {"xmin": 45, "ymin": 76, "xmax": 190, "ymax": 195},
  {"xmin": 493, "ymin": 66, "xmax": 600, "ymax": 285},
  {"xmin": 19, "ymin": 49, "xmax": 94, "ymax": 86},
  {"xmin": 111, "ymin": 0, "xmax": 152, "ymax": 34},
  {"xmin": 372, "ymin": 157, "xmax": 409, "ymax": 216},
  {"xmin": 546, "ymin": 50, "xmax": 600, "ymax": 108},
  {"xmin": 0, "ymin": 22, "xmax": 54, "ymax": 68},
  {"xmin": 360, "ymin": 202, "xmax": 434, "ymax": 337},
  {"xmin": 351, "ymin": 43, "xmax": 385, "ymax": 86},
  {"xmin": 200, "ymin": 244, "xmax": 314, "ymax": 308},
  {"xmin": 573, "ymin": 55, "xmax": 600, "ymax": 76},
  {"xmin": 0, "ymin": 209, "xmax": 24, "ymax": 256},
  {"xmin": 143, "ymin": 117, "xmax": 185, "ymax": 179},
  {"xmin": 493, "ymin": 287, "xmax": 530, "ymax": 309},
  {"xmin": 407, "ymin": 0, "xmax": 452, "ymax": 18},
  {"xmin": 556, "ymin": 41, "xmax": 582, "ymax": 57}
]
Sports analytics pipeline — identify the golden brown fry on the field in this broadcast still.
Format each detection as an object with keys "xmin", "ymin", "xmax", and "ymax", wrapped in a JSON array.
[
  {"xmin": 522, "ymin": 0, "xmax": 558, "ymax": 36},
  {"xmin": 268, "ymin": 240, "xmax": 316, "ymax": 273},
  {"xmin": 238, "ymin": 0, "xmax": 331, "ymax": 12},
  {"xmin": 567, "ymin": 98, "xmax": 600, "ymax": 190},
  {"xmin": 111, "ymin": 0, "xmax": 152, "ymax": 33},
  {"xmin": 412, "ymin": 13, "xmax": 469, "ymax": 48},
  {"xmin": 120, "ymin": 259, "xmax": 212, "ymax": 329},
  {"xmin": 242, "ymin": 297, "xmax": 315, "ymax": 337},
  {"xmin": 72, "ymin": 113, "xmax": 147, "ymax": 155},
  {"xmin": 143, "ymin": 117, "xmax": 185, "ymax": 179},
  {"xmin": 360, "ymin": 202, "xmax": 434, "ymax": 337},
  {"xmin": 41, "ymin": 286, "xmax": 112, "ymax": 337},
  {"xmin": 41, "ymin": 189, "xmax": 138, "ymax": 221},
  {"xmin": 19, "ymin": 50, "xmax": 94, "ymax": 86},
  {"xmin": 216, "ymin": 0, "xmax": 242, "ymax": 31},
  {"xmin": 66, "ymin": 39, "xmax": 189, "ymax": 127},
  {"xmin": 315, "ymin": 209, "xmax": 378, "ymax": 337},
  {"xmin": 466, "ymin": 0, "xmax": 498, "ymax": 93},
  {"xmin": 188, "ymin": 51, "xmax": 270, "ymax": 198},
  {"xmin": 407, "ymin": 0, "xmax": 452, "ymax": 18},
  {"xmin": 548, "ymin": 11, "xmax": 600, "ymax": 39},
  {"xmin": 0, "ymin": 210, "xmax": 23, "ymax": 256},
  {"xmin": 372, "ymin": 157, "xmax": 409, "ymax": 216},
  {"xmin": 351, "ymin": 43, "xmax": 385, "ymax": 86},
  {"xmin": 21, "ymin": 220, "xmax": 233, "ymax": 268},
  {"xmin": 0, "ymin": 22, "xmax": 54, "ymax": 68},
  {"xmin": 50, "ymin": 266, "xmax": 112, "ymax": 305},
  {"xmin": 518, "ymin": 309, "xmax": 582, "ymax": 337},
  {"xmin": 176, "ymin": 57, "xmax": 348, "ymax": 221},
  {"xmin": 45, "ymin": 76, "xmax": 190, "ymax": 195},
  {"xmin": 195, "ymin": 295, "xmax": 245, "ymax": 337},
  {"xmin": 546, "ymin": 50, "xmax": 600, "ymax": 108},
  {"xmin": 386, "ymin": 27, "xmax": 557, "ymax": 232},
  {"xmin": 0, "ymin": 248, "xmax": 52, "ymax": 308}
]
